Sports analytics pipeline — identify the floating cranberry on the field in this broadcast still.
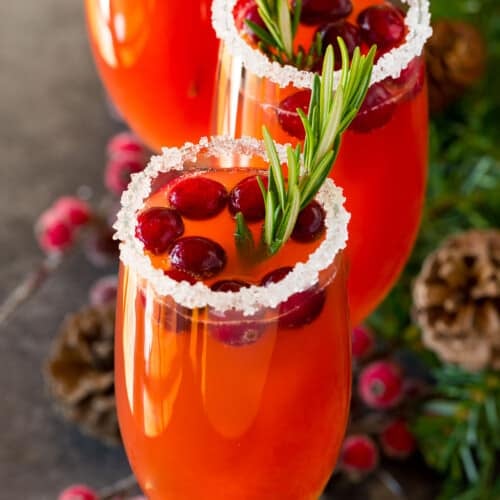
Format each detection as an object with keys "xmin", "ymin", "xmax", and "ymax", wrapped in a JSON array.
[
  {"xmin": 164, "ymin": 268, "xmax": 198, "ymax": 285},
  {"xmin": 392, "ymin": 57, "xmax": 425, "ymax": 100},
  {"xmin": 209, "ymin": 309, "xmax": 265, "ymax": 346},
  {"xmin": 291, "ymin": 200, "xmax": 326, "ymax": 242},
  {"xmin": 228, "ymin": 175, "xmax": 268, "ymax": 221},
  {"xmin": 350, "ymin": 81, "xmax": 396, "ymax": 133},
  {"xmin": 211, "ymin": 279, "xmax": 251, "ymax": 292},
  {"xmin": 358, "ymin": 360, "xmax": 403, "ymax": 409},
  {"xmin": 317, "ymin": 21, "xmax": 361, "ymax": 70},
  {"xmin": 357, "ymin": 4, "xmax": 406, "ymax": 52},
  {"xmin": 340, "ymin": 435, "xmax": 379, "ymax": 478},
  {"xmin": 277, "ymin": 89, "xmax": 311, "ymax": 140},
  {"xmin": 380, "ymin": 418, "xmax": 416, "ymax": 459},
  {"xmin": 300, "ymin": 0, "xmax": 353, "ymax": 26},
  {"xmin": 169, "ymin": 237, "xmax": 227, "ymax": 279},
  {"xmin": 168, "ymin": 176, "xmax": 227, "ymax": 220},
  {"xmin": 234, "ymin": 0, "xmax": 267, "ymax": 44},
  {"xmin": 261, "ymin": 266, "xmax": 326, "ymax": 328},
  {"xmin": 136, "ymin": 207, "xmax": 184, "ymax": 255}
]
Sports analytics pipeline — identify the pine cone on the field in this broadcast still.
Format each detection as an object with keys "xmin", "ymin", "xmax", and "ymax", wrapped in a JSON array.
[
  {"xmin": 426, "ymin": 20, "xmax": 487, "ymax": 113},
  {"xmin": 46, "ymin": 304, "xmax": 120, "ymax": 445},
  {"xmin": 413, "ymin": 230, "xmax": 500, "ymax": 372}
]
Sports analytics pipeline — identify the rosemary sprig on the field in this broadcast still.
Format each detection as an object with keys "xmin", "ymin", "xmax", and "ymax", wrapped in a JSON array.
[
  {"xmin": 254, "ymin": 41, "xmax": 375, "ymax": 256},
  {"xmin": 246, "ymin": 0, "xmax": 322, "ymax": 69}
]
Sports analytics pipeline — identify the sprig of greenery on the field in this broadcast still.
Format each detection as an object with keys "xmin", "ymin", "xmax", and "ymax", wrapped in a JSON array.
[
  {"xmin": 251, "ymin": 42, "xmax": 375, "ymax": 255},
  {"xmin": 246, "ymin": 0, "xmax": 323, "ymax": 69}
]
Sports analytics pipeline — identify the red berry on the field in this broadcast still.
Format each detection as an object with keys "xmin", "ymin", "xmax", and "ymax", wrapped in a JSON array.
[
  {"xmin": 350, "ymin": 81, "xmax": 396, "ymax": 133},
  {"xmin": 105, "ymin": 155, "xmax": 146, "ymax": 196},
  {"xmin": 277, "ymin": 89, "xmax": 311, "ymax": 140},
  {"xmin": 234, "ymin": 0, "xmax": 267, "ymax": 44},
  {"xmin": 357, "ymin": 4, "xmax": 406, "ymax": 52},
  {"xmin": 392, "ymin": 57, "xmax": 425, "ymax": 100},
  {"xmin": 261, "ymin": 267, "xmax": 326, "ymax": 328},
  {"xmin": 164, "ymin": 268, "xmax": 198, "ymax": 284},
  {"xmin": 228, "ymin": 175, "xmax": 268, "ymax": 221},
  {"xmin": 168, "ymin": 176, "xmax": 228, "ymax": 220},
  {"xmin": 58, "ymin": 484, "xmax": 98, "ymax": 500},
  {"xmin": 358, "ymin": 361, "xmax": 403, "ymax": 409},
  {"xmin": 291, "ymin": 200, "xmax": 325, "ymax": 242},
  {"xmin": 136, "ymin": 208, "xmax": 184, "ymax": 255},
  {"xmin": 37, "ymin": 209, "xmax": 74, "ymax": 254},
  {"xmin": 209, "ymin": 310, "xmax": 265, "ymax": 346},
  {"xmin": 300, "ymin": 0, "xmax": 353, "ymax": 26},
  {"xmin": 89, "ymin": 275, "xmax": 118, "ymax": 307},
  {"xmin": 211, "ymin": 279, "xmax": 251, "ymax": 292},
  {"xmin": 380, "ymin": 418, "xmax": 416, "ymax": 459},
  {"xmin": 340, "ymin": 435, "xmax": 379, "ymax": 478},
  {"xmin": 107, "ymin": 131, "xmax": 145, "ymax": 157},
  {"xmin": 351, "ymin": 324, "xmax": 375, "ymax": 360},
  {"xmin": 169, "ymin": 237, "xmax": 227, "ymax": 279},
  {"xmin": 53, "ymin": 196, "xmax": 91, "ymax": 227},
  {"xmin": 317, "ymin": 21, "xmax": 361, "ymax": 70}
]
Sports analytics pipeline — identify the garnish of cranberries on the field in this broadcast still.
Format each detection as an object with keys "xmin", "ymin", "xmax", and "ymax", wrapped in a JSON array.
[
  {"xmin": 299, "ymin": 0, "xmax": 353, "ymax": 26},
  {"xmin": 168, "ymin": 176, "xmax": 228, "ymax": 220},
  {"xmin": 261, "ymin": 267, "xmax": 326, "ymax": 328},
  {"xmin": 228, "ymin": 175, "xmax": 268, "ymax": 222},
  {"xmin": 291, "ymin": 200, "xmax": 326, "ymax": 242},
  {"xmin": 350, "ymin": 81, "xmax": 396, "ymax": 133},
  {"xmin": 169, "ymin": 236, "xmax": 227, "ymax": 279},
  {"xmin": 136, "ymin": 207, "xmax": 184, "ymax": 255},
  {"xmin": 357, "ymin": 4, "xmax": 406, "ymax": 53},
  {"xmin": 318, "ymin": 21, "xmax": 361, "ymax": 70},
  {"xmin": 277, "ymin": 89, "xmax": 311, "ymax": 140}
]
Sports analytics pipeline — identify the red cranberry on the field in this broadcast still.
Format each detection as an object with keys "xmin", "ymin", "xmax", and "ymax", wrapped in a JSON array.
[
  {"xmin": 317, "ymin": 21, "xmax": 361, "ymax": 70},
  {"xmin": 350, "ymin": 81, "xmax": 396, "ymax": 133},
  {"xmin": 107, "ymin": 131, "xmax": 145, "ymax": 158},
  {"xmin": 58, "ymin": 484, "xmax": 98, "ymax": 500},
  {"xmin": 37, "ymin": 208, "xmax": 74, "ymax": 254},
  {"xmin": 351, "ymin": 324, "xmax": 375, "ymax": 360},
  {"xmin": 380, "ymin": 418, "xmax": 416, "ymax": 459},
  {"xmin": 53, "ymin": 196, "xmax": 91, "ymax": 227},
  {"xmin": 358, "ymin": 360, "xmax": 403, "ymax": 409},
  {"xmin": 392, "ymin": 57, "xmax": 425, "ymax": 100},
  {"xmin": 211, "ymin": 279, "xmax": 251, "ymax": 292},
  {"xmin": 105, "ymin": 155, "xmax": 146, "ymax": 196},
  {"xmin": 277, "ymin": 89, "xmax": 311, "ymax": 140},
  {"xmin": 136, "ymin": 208, "xmax": 184, "ymax": 255},
  {"xmin": 228, "ymin": 175, "xmax": 268, "ymax": 221},
  {"xmin": 164, "ymin": 268, "xmax": 198, "ymax": 284},
  {"xmin": 83, "ymin": 224, "xmax": 119, "ymax": 266},
  {"xmin": 168, "ymin": 176, "xmax": 227, "ymax": 220},
  {"xmin": 340, "ymin": 435, "xmax": 379, "ymax": 478},
  {"xmin": 291, "ymin": 200, "xmax": 326, "ymax": 242},
  {"xmin": 234, "ymin": 0, "xmax": 267, "ymax": 44},
  {"xmin": 357, "ymin": 4, "xmax": 406, "ymax": 52},
  {"xmin": 169, "ymin": 237, "xmax": 227, "ymax": 279},
  {"xmin": 300, "ymin": 0, "xmax": 353, "ymax": 26},
  {"xmin": 261, "ymin": 267, "xmax": 326, "ymax": 328},
  {"xmin": 209, "ymin": 309, "xmax": 265, "ymax": 346}
]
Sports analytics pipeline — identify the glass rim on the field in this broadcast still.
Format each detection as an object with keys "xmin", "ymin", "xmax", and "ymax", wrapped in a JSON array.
[
  {"xmin": 114, "ymin": 136, "xmax": 350, "ymax": 316},
  {"xmin": 211, "ymin": 0, "xmax": 432, "ymax": 89}
]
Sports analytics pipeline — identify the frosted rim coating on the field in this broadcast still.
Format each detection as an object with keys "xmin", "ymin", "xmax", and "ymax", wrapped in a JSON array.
[
  {"xmin": 114, "ymin": 136, "xmax": 350, "ymax": 315},
  {"xmin": 212, "ymin": 0, "xmax": 432, "ymax": 89}
]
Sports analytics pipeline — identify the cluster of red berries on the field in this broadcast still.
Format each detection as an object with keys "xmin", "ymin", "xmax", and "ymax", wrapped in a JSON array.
[
  {"xmin": 36, "ymin": 132, "xmax": 146, "ymax": 260},
  {"xmin": 338, "ymin": 325, "xmax": 418, "ymax": 479},
  {"xmin": 236, "ymin": 0, "xmax": 424, "ymax": 136}
]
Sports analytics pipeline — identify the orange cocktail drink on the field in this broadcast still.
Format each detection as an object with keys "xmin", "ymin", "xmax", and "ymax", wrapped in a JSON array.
[
  {"xmin": 212, "ymin": 0, "xmax": 432, "ymax": 324},
  {"xmin": 114, "ymin": 137, "xmax": 352, "ymax": 499},
  {"xmin": 84, "ymin": 0, "xmax": 219, "ymax": 149}
]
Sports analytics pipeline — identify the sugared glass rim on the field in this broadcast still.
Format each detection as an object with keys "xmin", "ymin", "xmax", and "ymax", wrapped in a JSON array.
[
  {"xmin": 212, "ymin": 0, "xmax": 432, "ymax": 89},
  {"xmin": 114, "ymin": 136, "xmax": 350, "ymax": 315}
]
